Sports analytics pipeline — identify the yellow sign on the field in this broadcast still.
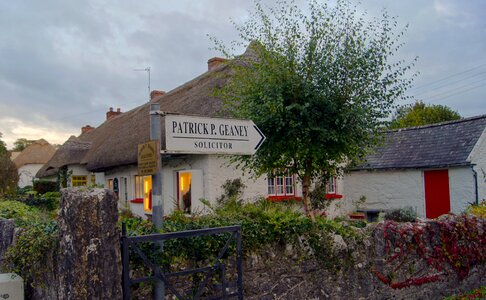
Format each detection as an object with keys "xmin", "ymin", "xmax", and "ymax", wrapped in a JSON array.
[{"xmin": 138, "ymin": 140, "xmax": 160, "ymax": 175}]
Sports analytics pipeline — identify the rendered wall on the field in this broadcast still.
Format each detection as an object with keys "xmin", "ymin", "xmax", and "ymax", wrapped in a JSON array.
[
  {"xmin": 17, "ymin": 164, "xmax": 43, "ymax": 188},
  {"xmin": 344, "ymin": 169, "xmax": 426, "ymax": 217},
  {"xmin": 448, "ymin": 167, "xmax": 475, "ymax": 214},
  {"xmin": 344, "ymin": 167, "xmax": 476, "ymax": 218},
  {"xmin": 205, "ymin": 155, "xmax": 268, "ymax": 204},
  {"xmin": 468, "ymin": 128, "xmax": 486, "ymax": 202}
]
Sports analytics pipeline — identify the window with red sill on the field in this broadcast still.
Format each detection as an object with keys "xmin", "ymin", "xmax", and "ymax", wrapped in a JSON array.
[
  {"xmin": 325, "ymin": 176, "xmax": 342, "ymax": 199},
  {"xmin": 267, "ymin": 173, "xmax": 300, "ymax": 201}
]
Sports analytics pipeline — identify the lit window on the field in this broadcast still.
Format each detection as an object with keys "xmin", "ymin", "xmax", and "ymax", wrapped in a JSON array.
[
  {"xmin": 267, "ymin": 172, "xmax": 295, "ymax": 197},
  {"xmin": 134, "ymin": 175, "xmax": 152, "ymax": 212},
  {"xmin": 107, "ymin": 179, "xmax": 113, "ymax": 190},
  {"xmin": 143, "ymin": 176, "xmax": 152, "ymax": 212},
  {"xmin": 178, "ymin": 172, "xmax": 192, "ymax": 213},
  {"xmin": 72, "ymin": 175, "xmax": 87, "ymax": 187}
]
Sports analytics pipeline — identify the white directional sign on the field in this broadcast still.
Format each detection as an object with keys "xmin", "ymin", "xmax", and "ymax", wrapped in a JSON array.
[{"xmin": 164, "ymin": 114, "xmax": 266, "ymax": 155}]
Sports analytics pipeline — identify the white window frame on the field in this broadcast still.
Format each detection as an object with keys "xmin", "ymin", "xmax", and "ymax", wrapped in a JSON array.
[
  {"xmin": 326, "ymin": 176, "xmax": 336, "ymax": 194},
  {"xmin": 268, "ymin": 172, "xmax": 295, "ymax": 197}
]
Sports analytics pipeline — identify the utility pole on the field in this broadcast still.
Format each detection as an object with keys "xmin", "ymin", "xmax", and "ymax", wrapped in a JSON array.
[
  {"xmin": 150, "ymin": 103, "xmax": 165, "ymax": 298},
  {"xmin": 134, "ymin": 67, "xmax": 151, "ymax": 101}
]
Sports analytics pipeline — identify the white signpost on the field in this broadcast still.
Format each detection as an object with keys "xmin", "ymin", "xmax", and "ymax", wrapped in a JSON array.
[{"xmin": 164, "ymin": 114, "xmax": 266, "ymax": 155}]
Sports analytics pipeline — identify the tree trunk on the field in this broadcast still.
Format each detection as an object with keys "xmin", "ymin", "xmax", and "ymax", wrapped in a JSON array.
[{"xmin": 302, "ymin": 165, "xmax": 315, "ymax": 222}]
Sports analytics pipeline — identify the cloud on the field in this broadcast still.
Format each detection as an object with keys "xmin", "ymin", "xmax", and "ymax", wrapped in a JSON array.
[
  {"xmin": 1, "ymin": 0, "xmax": 486, "ymax": 148},
  {"xmin": 0, "ymin": 115, "xmax": 75, "ymax": 148}
]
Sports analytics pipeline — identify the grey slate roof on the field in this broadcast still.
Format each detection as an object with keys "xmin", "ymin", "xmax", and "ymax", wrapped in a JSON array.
[{"xmin": 355, "ymin": 115, "xmax": 486, "ymax": 170}]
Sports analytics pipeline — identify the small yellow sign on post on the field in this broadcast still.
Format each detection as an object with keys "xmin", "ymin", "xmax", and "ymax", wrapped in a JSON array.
[{"xmin": 138, "ymin": 140, "xmax": 160, "ymax": 175}]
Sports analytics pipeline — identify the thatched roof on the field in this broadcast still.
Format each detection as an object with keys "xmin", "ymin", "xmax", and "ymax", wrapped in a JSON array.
[
  {"xmin": 13, "ymin": 139, "xmax": 56, "ymax": 168},
  {"xmin": 38, "ymin": 52, "xmax": 234, "ymax": 177}
]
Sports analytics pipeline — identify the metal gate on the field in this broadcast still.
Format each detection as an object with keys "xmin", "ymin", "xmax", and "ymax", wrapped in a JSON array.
[{"xmin": 121, "ymin": 224, "xmax": 243, "ymax": 299}]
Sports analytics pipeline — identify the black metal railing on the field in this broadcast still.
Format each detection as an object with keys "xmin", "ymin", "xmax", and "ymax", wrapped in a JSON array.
[{"xmin": 121, "ymin": 224, "xmax": 243, "ymax": 300}]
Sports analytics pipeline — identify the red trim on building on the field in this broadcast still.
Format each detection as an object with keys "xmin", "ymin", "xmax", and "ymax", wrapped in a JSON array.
[
  {"xmin": 325, "ymin": 193, "xmax": 343, "ymax": 199},
  {"xmin": 130, "ymin": 198, "xmax": 143, "ymax": 203},
  {"xmin": 267, "ymin": 196, "xmax": 302, "ymax": 202}
]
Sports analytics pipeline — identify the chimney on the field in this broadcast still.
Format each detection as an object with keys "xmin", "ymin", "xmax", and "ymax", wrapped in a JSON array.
[
  {"xmin": 81, "ymin": 125, "xmax": 95, "ymax": 134},
  {"xmin": 106, "ymin": 107, "xmax": 122, "ymax": 120},
  {"xmin": 207, "ymin": 57, "xmax": 228, "ymax": 71},
  {"xmin": 150, "ymin": 90, "xmax": 166, "ymax": 102}
]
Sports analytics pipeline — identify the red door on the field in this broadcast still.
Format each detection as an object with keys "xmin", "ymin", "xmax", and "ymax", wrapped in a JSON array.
[{"xmin": 424, "ymin": 170, "xmax": 451, "ymax": 219}]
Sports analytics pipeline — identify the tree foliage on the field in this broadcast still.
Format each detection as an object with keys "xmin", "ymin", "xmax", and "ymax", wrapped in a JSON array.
[
  {"xmin": 0, "ymin": 132, "xmax": 7, "ymax": 155},
  {"xmin": 0, "ymin": 133, "xmax": 19, "ymax": 196},
  {"xmin": 213, "ymin": 0, "xmax": 415, "ymax": 218},
  {"xmin": 13, "ymin": 138, "xmax": 35, "ymax": 152},
  {"xmin": 389, "ymin": 101, "xmax": 461, "ymax": 129}
]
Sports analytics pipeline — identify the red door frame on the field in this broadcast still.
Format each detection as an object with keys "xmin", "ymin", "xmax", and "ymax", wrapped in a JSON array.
[{"xmin": 424, "ymin": 169, "xmax": 451, "ymax": 219}]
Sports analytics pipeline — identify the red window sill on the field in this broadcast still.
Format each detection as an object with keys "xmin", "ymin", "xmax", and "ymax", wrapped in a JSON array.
[
  {"xmin": 325, "ymin": 193, "xmax": 343, "ymax": 200},
  {"xmin": 267, "ymin": 196, "xmax": 302, "ymax": 202},
  {"xmin": 129, "ymin": 198, "xmax": 143, "ymax": 203}
]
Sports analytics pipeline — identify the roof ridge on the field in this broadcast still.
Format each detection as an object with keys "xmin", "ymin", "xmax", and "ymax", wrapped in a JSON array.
[{"xmin": 389, "ymin": 114, "xmax": 486, "ymax": 132}]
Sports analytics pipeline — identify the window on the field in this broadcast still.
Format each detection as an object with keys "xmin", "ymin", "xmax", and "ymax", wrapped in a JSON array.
[
  {"xmin": 134, "ymin": 175, "xmax": 152, "ymax": 212},
  {"xmin": 325, "ymin": 176, "xmax": 342, "ymax": 199},
  {"xmin": 72, "ymin": 175, "xmax": 87, "ymax": 187},
  {"xmin": 267, "ymin": 177, "xmax": 275, "ymax": 195},
  {"xmin": 326, "ymin": 176, "xmax": 336, "ymax": 194},
  {"xmin": 178, "ymin": 172, "xmax": 192, "ymax": 213},
  {"xmin": 143, "ymin": 176, "xmax": 152, "ymax": 212},
  {"xmin": 107, "ymin": 179, "xmax": 113, "ymax": 190},
  {"xmin": 267, "ymin": 172, "xmax": 295, "ymax": 198},
  {"xmin": 134, "ymin": 176, "xmax": 144, "ymax": 199}
]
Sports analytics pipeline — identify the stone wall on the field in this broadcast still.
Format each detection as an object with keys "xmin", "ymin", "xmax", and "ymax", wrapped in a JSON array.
[
  {"xmin": 1, "ymin": 191, "xmax": 484, "ymax": 299},
  {"xmin": 243, "ymin": 216, "xmax": 485, "ymax": 299},
  {"xmin": 58, "ymin": 188, "xmax": 122, "ymax": 299},
  {"xmin": 0, "ymin": 218, "xmax": 14, "ymax": 268},
  {"xmin": 243, "ymin": 248, "xmax": 484, "ymax": 299}
]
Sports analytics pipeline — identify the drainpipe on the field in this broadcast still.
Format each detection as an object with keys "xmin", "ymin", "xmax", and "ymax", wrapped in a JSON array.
[{"xmin": 471, "ymin": 165, "xmax": 479, "ymax": 205}]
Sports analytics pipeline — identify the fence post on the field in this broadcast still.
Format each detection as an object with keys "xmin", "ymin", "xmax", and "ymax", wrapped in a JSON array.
[{"xmin": 121, "ymin": 222, "xmax": 130, "ymax": 300}]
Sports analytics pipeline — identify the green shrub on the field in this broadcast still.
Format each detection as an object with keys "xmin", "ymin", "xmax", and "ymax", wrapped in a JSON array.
[
  {"xmin": 33, "ymin": 180, "xmax": 58, "ymax": 194},
  {"xmin": 384, "ymin": 207, "xmax": 417, "ymax": 222},
  {"xmin": 0, "ymin": 200, "xmax": 44, "ymax": 226},
  {"xmin": 3, "ymin": 221, "xmax": 59, "ymax": 297},
  {"xmin": 122, "ymin": 198, "xmax": 361, "ymax": 277},
  {"xmin": 467, "ymin": 200, "xmax": 486, "ymax": 218},
  {"xmin": 17, "ymin": 185, "xmax": 33, "ymax": 196},
  {"xmin": 16, "ymin": 192, "xmax": 60, "ymax": 211},
  {"xmin": 216, "ymin": 178, "xmax": 246, "ymax": 206}
]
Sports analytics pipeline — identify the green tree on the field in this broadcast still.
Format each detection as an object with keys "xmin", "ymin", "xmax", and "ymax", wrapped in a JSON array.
[
  {"xmin": 214, "ymin": 0, "xmax": 415, "ymax": 220},
  {"xmin": 0, "ymin": 133, "xmax": 19, "ymax": 196},
  {"xmin": 13, "ymin": 138, "xmax": 34, "ymax": 152},
  {"xmin": 389, "ymin": 101, "xmax": 461, "ymax": 129}
]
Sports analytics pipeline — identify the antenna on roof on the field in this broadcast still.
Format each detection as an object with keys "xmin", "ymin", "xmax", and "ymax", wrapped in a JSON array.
[{"xmin": 134, "ymin": 67, "xmax": 151, "ymax": 101}]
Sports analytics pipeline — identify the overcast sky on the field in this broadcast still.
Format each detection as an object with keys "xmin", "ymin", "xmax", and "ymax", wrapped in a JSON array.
[{"xmin": 1, "ymin": 0, "xmax": 485, "ymax": 148}]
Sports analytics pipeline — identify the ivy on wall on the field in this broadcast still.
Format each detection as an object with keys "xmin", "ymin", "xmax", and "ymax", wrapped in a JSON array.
[{"xmin": 372, "ymin": 214, "xmax": 485, "ymax": 289}]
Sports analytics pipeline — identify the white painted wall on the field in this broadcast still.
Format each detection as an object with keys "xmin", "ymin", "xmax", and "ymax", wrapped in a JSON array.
[
  {"xmin": 18, "ymin": 164, "xmax": 44, "ymax": 188},
  {"xmin": 206, "ymin": 155, "xmax": 268, "ymax": 204},
  {"xmin": 468, "ymin": 128, "xmax": 486, "ymax": 203},
  {"xmin": 104, "ymin": 165, "xmax": 141, "ymax": 215},
  {"xmin": 344, "ymin": 167, "xmax": 477, "ymax": 218},
  {"xmin": 448, "ymin": 167, "xmax": 475, "ymax": 214},
  {"xmin": 64, "ymin": 156, "xmax": 348, "ymax": 219},
  {"xmin": 67, "ymin": 164, "xmax": 104, "ymax": 188},
  {"xmin": 344, "ymin": 169, "xmax": 426, "ymax": 217}
]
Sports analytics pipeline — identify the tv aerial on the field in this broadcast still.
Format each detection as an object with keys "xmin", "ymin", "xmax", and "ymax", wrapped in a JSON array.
[{"xmin": 134, "ymin": 67, "xmax": 151, "ymax": 101}]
